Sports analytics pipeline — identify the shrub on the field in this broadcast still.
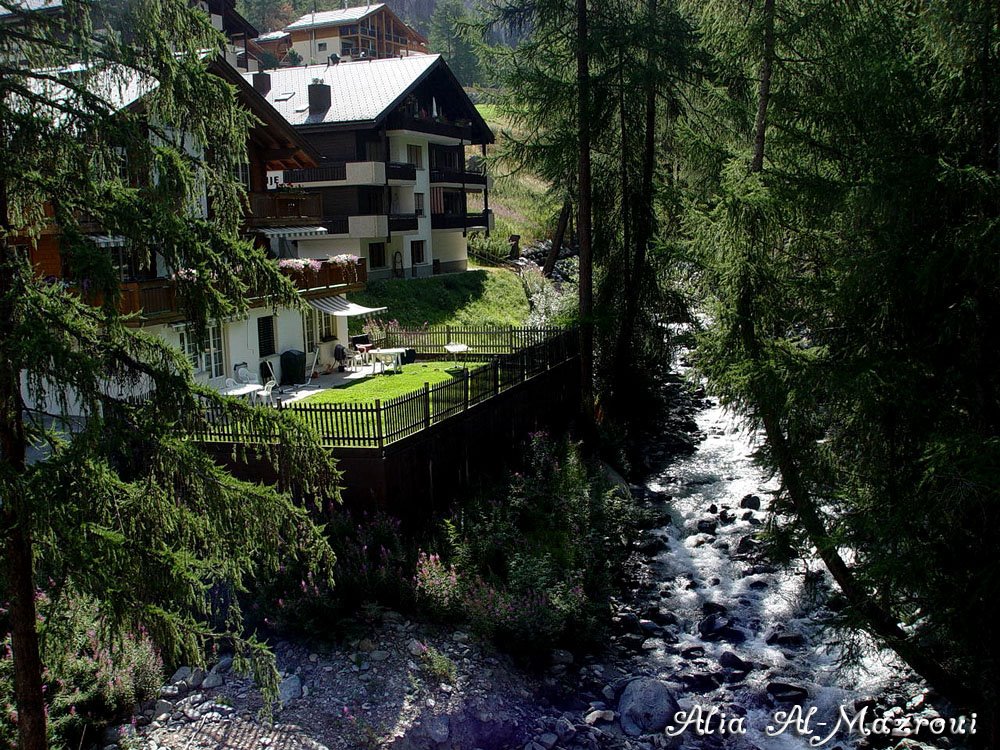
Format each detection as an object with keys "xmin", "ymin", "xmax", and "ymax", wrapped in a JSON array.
[
  {"xmin": 418, "ymin": 646, "xmax": 457, "ymax": 683},
  {"xmin": 414, "ymin": 433, "xmax": 642, "ymax": 656},
  {"xmin": 0, "ymin": 593, "xmax": 162, "ymax": 748},
  {"xmin": 249, "ymin": 507, "xmax": 415, "ymax": 635}
]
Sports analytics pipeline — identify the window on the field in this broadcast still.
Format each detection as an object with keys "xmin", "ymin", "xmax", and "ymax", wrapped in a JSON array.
[
  {"xmin": 406, "ymin": 144, "xmax": 423, "ymax": 169},
  {"xmin": 302, "ymin": 309, "xmax": 336, "ymax": 351},
  {"xmin": 179, "ymin": 323, "xmax": 224, "ymax": 378},
  {"xmin": 257, "ymin": 315, "xmax": 276, "ymax": 358},
  {"xmin": 341, "ymin": 41, "xmax": 356, "ymax": 56},
  {"xmin": 410, "ymin": 240, "xmax": 426, "ymax": 265},
  {"xmin": 369, "ymin": 242, "xmax": 387, "ymax": 268},
  {"xmin": 317, "ymin": 41, "xmax": 327, "ymax": 52},
  {"xmin": 414, "ymin": 192, "xmax": 425, "ymax": 217},
  {"xmin": 234, "ymin": 161, "xmax": 251, "ymax": 191}
]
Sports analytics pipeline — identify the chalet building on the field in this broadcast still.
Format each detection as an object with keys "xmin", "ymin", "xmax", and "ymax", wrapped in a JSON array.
[
  {"xmin": 12, "ymin": 0, "xmax": 379, "ymax": 396},
  {"xmin": 282, "ymin": 4, "xmax": 427, "ymax": 65},
  {"xmin": 245, "ymin": 54, "xmax": 494, "ymax": 281},
  {"xmin": 253, "ymin": 29, "xmax": 294, "ymax": 66}
]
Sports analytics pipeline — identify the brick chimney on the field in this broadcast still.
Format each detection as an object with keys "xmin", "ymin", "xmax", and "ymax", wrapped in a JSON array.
[
  {"xmin": 251, "ymin": 71, "xmax": 271, "ymax": 96},
  {"xmin": 308, "ymin": 80, "xmax": 331, "ymax": 113}
]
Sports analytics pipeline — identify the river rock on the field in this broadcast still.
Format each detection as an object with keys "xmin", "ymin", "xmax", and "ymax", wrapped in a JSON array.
[
  {"xmin": 681, "ymin": 672, "xmax": 720, "ymax": 693},
  {"xmin": 698, "ymin": 614, "xmax": 747, "ymax": 644},
  {"xmin": 618, "ymin": 678, "xmax": 681, "ymax": 737},
  {"xmin": 278, "ymin": 675, "xmax": 302, "ymax": 705},
  {"xmin": 211, "ymin": 655, "xmax": 233, "ymax": 674},
  {"xmin": 696, "ymin": 519, "xmax": 717, "ymax": 535},
  {"xmin": 170, "ymin": 666, "xmax": 192, "ymax": 684},
  {"xmin": 740, "ymin": 494, "xmax": 761, "ymax": 510},
  {"xmin": 202, "ymin": 672, "xmax": 224, "ymax": 689},
  {"xmin": 551, "ymin": 648, "xmax": 574, "ymax": 666},
  {"xmin": 767, "ymin": 682, "xmax": 809, "ymax": 704},
  {"xmin": 584, "ymin": 709, "xmax": 615, "ymax": 725},
  {"xmin": 718, "ymin": 651, "xmax": 753, "ymax": 673}
]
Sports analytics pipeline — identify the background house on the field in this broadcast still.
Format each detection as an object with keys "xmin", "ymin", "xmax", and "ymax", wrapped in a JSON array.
[{"xmin": 282, "ymin": 4, "xmax": 427, "ymax": 65}]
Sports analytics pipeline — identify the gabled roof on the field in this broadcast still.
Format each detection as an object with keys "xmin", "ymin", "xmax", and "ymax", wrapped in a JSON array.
[
  {"xmin": 246, "ymin": 55, "xmax": 437, "ymax": 127},
  {"xmin": 254, "ymin": 29, "xmax": 290, "ymax": 43},
  {"xmin": 285, "ymin": 4, "xmax": 385, "ymax": 32},
  {"xmin": 243, "ymin": 55, "xmax": 493, "ymax": 143}
]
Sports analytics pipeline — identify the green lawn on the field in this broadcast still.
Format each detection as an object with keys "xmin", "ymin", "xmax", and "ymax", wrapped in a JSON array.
[
  {"xmin": 298, "ymin": 361, "xmax": 485, "ymax": 405},
  {"xmin": 349, "ymin": 268, "xmax": 530, "ymax": 332}
]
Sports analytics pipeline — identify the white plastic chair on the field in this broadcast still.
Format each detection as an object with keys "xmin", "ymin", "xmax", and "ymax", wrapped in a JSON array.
[
  {"xmin": 236, "ymin": 366, "xmax": 260, "ymax": 384},
  {"xmin": 254, "ymin": 380, "xmax": 277, "ymax": 406},
  {"xmin": 224, "ymin": 377, "xmax": 237, "ymax": 390}
]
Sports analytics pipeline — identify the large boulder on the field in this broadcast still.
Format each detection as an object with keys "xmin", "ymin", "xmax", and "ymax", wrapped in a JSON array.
[{"xmin": 618, "ymin": 678, "xmax": 681, "ymax": 737}]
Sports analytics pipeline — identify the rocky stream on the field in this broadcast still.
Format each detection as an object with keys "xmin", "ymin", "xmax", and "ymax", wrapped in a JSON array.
[{"xmin": 107, "ymin": 367, "xmax": 965, "ymax": 750}]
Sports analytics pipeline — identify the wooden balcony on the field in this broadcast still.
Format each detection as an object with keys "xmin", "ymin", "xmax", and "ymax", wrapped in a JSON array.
[
  {"xmin": 278, "ymin": 257, "xmax": 368, "ymax": 293},
  {"xmin": 431, "ymin": 210, "xmax": 493, "ymax": 231},
  {"xmin": 119, "ymin": 280, "xmax": 178, "ymax": 317},
  {"xmin": 246, "ymin": 191, "xmax": 322, "ymax": 226},
  {"xmin": 389, "ymin": 213, "xmax": 419, "ymax": 232},
  {"xmin": 387, "ymin": 162, "xmax": 417, "ymax": 182},
  {"xmin": 429, "ymin": 168, "xmax": 488, "ymax": 187},
  {"xmin": 73, "ymin": 258, "xmax": 367, "ymax": 321},
  {"xmin": 386, "ymin": 113, "xmax": 474, "ymax": 142}
]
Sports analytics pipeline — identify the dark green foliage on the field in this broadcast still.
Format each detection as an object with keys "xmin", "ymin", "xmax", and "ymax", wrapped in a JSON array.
[
  {"xmin": 415, "ymin": 433, "xmax": 645, "ymax": 655},
  {"xmin": 1, "ymin": 593, "xmax": 163, "ymax": 747},
  {"xmin": 682, "ymin": 0, "xmax": 1000, "ymax": 729},
  {"xmin": 428, "ymin": 0, "xmax": 483, "ymax": 87},
  {"xmin": 0, "ymin": 1, "xmax": 339, "ymax": 742}
]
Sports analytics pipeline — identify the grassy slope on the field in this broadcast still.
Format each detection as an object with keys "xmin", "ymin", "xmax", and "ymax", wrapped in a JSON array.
[
  {"xmin": 300, "ymin": 361, "xmax": 485, "ymax": 405},
  {"xmin": 350, "ymin": 268, "xmax": 530, "ymax": 330},
  {"xmin": 477, "ymin": 104, "xmax": 558, "ymax": 245}
]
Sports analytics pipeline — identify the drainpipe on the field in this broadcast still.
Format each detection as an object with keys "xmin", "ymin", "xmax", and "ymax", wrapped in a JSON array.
[
  {"xmin": 461, "ymin": 138, "xmax": 467, "ymax": 238},
  {"xmin": 383, "ymin": 126, "xmax": 391, "ymax": 243},
  {"xmin": 482, "ymin": 143, "xmax": 490, "ymax": 238}
]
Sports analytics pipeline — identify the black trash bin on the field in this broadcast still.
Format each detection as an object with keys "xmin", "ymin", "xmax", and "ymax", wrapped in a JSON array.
[
  {"xmin": 403, "ymin": 348, "xmax": 417, "ymax": 365},
  {"xmin": 280, "ymin": 349, "xmax": 306, "ymax": 386}
]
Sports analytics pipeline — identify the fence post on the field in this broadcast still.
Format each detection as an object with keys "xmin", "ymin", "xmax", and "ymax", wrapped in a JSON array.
[
  {"xmin": 446, "ymin": 324, "xmax": 452, "ymax": 344},
  {"xmin": 376, "ymin": 399, "xmax": 384, "ymax": 452},
  {"xmin": 508, "ymin": 325, "xmax": 514, "ymax": 354},
  {"xmin": 463, "ymin": 369, "xmax": 470, "ymax": 412},
  {"xmin": 423, "ymin": 382, "xmax": 431, "ymax": 428},
  {"xmin": 493, "ymin": 357, "xmax": 500, "ymax": 395}
]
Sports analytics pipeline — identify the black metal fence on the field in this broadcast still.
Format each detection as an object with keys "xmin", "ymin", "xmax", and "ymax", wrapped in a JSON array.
[{"xmin": 193, "ymin": 327, "xmax": 578, "ymax": 451}]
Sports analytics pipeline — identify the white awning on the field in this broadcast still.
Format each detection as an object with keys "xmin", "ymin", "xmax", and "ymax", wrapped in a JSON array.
[
  {"xmin": 307, "ymin": 295, "xmax": 387, "ymax": 317},
  {"xmin": 89, "ymin": 235, "xmax": 126, "ymax": 248},
  {"xmin": 257, "ymin": 226, "xmax": 328, "ymax": 239}
]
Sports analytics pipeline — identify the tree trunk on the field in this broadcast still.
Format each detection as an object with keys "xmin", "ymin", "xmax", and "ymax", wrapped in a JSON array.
[
  {"xmin": 576, "ymin": 0, "xmax": 594, "ymax": 435},
  {"xmin": 739, "ymin": 0, "xmax": 975, "ymax": 717},
  {"xmin": 542, "ymin": 201, "xmax": 571, "ymax": 278},
  {"xmin": 0, "ymin": 165, "xmax": 48, "ymax": 750},
  {"xmin": 612, "ymin": 0, "xmax": 658, "ymax": 405}
]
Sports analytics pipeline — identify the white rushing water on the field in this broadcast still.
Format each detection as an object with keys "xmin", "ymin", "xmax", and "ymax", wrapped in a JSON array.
[{"xmin": 640, "ymin": 394, "xmax": 903, "ymax": 749}]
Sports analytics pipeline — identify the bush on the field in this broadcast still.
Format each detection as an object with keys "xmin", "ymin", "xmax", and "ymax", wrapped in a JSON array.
[
  {"xmin": 0, "ymin": 593, "xmax": 162, "ymax": 748},
  {"xmin": 249, "ymin": 507, "xmax": 416, "ymax": 635},
  {"xmin": 414, "ymin": 433, "xmax": 643, "ymax": 655}
]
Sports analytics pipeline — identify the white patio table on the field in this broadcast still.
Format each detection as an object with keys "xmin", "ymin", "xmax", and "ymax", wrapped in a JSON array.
[
  {"xmin": 218, "ymin": 382, "xmax": 263, "ymax": 398},
  {"xmin": 369, "ymin": 347, "xmax": 407, "ymax": 375}
]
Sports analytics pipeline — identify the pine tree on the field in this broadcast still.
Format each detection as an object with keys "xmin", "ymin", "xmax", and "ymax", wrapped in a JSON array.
[
  {"xmin": 682, "ymin": 0, "xmax": 999, "ymax": 739},
  {"xmin": 428, "ymin": 0, "xmax": 483, "ymax": 87},
  {"xmin": 0, "ymin": 2, "xmax": 338, "ymax": 746}
]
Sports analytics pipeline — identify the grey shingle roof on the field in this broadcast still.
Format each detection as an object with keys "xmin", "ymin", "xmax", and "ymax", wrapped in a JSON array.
[
  {"xmin": 285, "ymin": 4, "xmax": 384, "ymax": 32},
  {"xmin": 254, "ymin": 30, "xmax": 290, "ymax": 43},
  {"xmin": 0, "ymin": 0, "xmax": 63, "ymax": 17},
  {"xmin": 244, "ymin": 55, "xmax": 440, "ymax": 127}
]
